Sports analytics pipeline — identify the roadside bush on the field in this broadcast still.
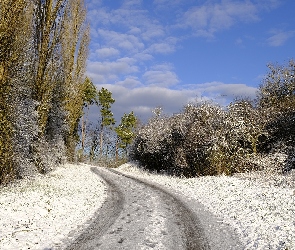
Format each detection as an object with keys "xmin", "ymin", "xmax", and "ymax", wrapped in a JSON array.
[
  {"xmin": 257, "ymin": 60, "xmax": 295, "ymax": 172},
  {"xmin": 130, "ymin": 101, "xmax": 260, "ymax": 176}
]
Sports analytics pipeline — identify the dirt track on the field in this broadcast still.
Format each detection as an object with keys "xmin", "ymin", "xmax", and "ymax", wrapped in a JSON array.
[{"xmin": 65, "ymin": 167, "xmax": 210, "ymax": 250}]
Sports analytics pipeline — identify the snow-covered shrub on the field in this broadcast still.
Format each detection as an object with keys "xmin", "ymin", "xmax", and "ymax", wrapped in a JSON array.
[
  {"xmin": 131, "ymin": 101, "xmax": 267, "ymax": 176},
  {"xmin": 181, "ymin": 102, "xmax": 226, "ymax": 175},
  {"xmin": 130, "ymin": 114, "xmax": 173, "ymax": 173},
  {"xmin": 130, "ymin": 103, "xmax": 231, "ymax": 176},
  {"xmin": 257, "ymin": 60, "xmax": 295, "ymax": 172},
  {"xmin": 259, "ymin": 111, "xmax": 295, "ymax": 172}
]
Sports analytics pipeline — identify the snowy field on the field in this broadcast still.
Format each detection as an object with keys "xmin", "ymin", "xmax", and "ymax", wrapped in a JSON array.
[
  {"xmin": 0, "ymin": 164, "xmax": 107, "ymax": 250},
  {"xmin": 117, "ymin": 162, "xmax": 295, "ymax": 250}
]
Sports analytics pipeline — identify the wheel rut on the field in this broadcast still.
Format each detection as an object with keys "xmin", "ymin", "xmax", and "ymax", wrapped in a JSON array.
[{"xmin": 65, "ymin": 167, "xmax": 210, "ymax": 250}]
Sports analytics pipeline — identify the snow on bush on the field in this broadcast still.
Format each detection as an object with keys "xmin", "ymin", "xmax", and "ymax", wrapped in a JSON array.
[{"xmin": 130, "ymin": 101, "xmax": 260, "ymax": 177}]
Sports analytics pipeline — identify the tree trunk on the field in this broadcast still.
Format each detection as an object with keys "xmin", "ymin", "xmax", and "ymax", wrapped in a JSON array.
[
  {"xmin": 100, "ymin": 125, "xmax": 104, "ymax": 157},
  {"xmin": 115, "ymin": 139, "xmax": 119, "ymax": 162}
]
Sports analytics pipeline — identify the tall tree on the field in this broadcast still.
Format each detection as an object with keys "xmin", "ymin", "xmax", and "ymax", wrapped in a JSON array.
[
  {"xmin": 98, "ymin": 87, "xmax": 115, "ymax": 156},
  {"xmin": 33, "ymin": 0, "xmax": 67, "ymax": 135},
  {"xmin": 0, "ymin": 0, "xmax": 91, "ymax": 184},
  {"xmin": 62, "ymin": 0, "xmax": 90, "ymax": 160},
  {"xmin": 81, "ymin": 77, "xmax": 98, "ymax": 152},
  {"xmin": 115, "ymin": 111, "xmax": 137, "ymax": 159},
  {"xmin": 0, "ymin": 0, "xmax": 35, "ymax": 183}
]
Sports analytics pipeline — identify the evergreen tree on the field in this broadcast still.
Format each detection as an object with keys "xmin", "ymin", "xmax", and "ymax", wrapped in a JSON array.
[
  {"xmin": 98, "ymin": 87, "xmax": 115, "ymax": 156},
  {"xmin": 115, "ymin": 112, "xmax": 137, "ymax": 159},
  {"xmin": 81, "ymin": 77, "xmax": 99, "ymax": 152}
]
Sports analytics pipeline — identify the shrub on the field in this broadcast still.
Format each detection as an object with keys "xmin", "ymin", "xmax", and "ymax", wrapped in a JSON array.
[{"xmin": 130, "ymin": 101, "xmax": 260, "ymax": 176}]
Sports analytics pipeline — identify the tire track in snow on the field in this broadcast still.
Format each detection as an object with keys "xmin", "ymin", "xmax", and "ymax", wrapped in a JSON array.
[
  {"xmin": 65, "ymin": 167, "xmax": 209, "ymax": 250},
  {"xmin": 64, "ymin": 167, "xmax": 124, "ymax": 249},
  {"xmin": 108, "ymin": 168, "xmax": 210, "ymax": 250}
]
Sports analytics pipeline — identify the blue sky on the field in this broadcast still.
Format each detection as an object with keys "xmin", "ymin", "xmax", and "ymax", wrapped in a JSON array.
[{"xmin": 85, "ymin": 0, "xmax": 295, "ymax": 122}]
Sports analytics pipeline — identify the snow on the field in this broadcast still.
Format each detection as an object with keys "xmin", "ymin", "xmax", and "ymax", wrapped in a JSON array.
[
  {"xmin": 1, "ymin": 162, "xmax": 294, "ymax": 249},
  {"xmin": 116, "ymin": 162, "xmax": 295, "ymax": 250},
  {"xmin": 0, "ymin": 164, "xmax": 107, "ymax": 250}
]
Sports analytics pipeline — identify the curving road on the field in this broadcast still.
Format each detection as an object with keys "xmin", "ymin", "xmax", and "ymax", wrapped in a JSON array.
[{"xmin": 65, "ymin": 167, "xmax": 242, "ymax": 250}]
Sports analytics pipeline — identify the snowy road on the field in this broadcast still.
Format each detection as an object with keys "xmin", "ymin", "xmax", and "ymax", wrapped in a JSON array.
[{"xmin": 66, "ymin": 167, "xmax": 211, "ymax": 250}]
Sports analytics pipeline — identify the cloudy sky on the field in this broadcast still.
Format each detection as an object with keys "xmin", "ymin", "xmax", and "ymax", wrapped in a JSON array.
[{"xmin": 85, "ymin": 0, "xmax": 295, "ymax": 123}]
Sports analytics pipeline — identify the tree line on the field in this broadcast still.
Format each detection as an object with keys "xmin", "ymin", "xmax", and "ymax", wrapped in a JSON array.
[
  {"xmin": 0, "ymin": 0, "xmax": 138, "ymax": 185},
  {"xmin": 0, "ymin": 0, "xmax": 91, "ymax": 184},
  {"xmin": 130, "ymin": 60, "xmax": 295, "ymax": 177}
]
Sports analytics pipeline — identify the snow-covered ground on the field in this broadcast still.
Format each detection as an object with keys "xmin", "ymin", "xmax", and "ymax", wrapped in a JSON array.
[
  {"xmin": 0, "ymin": 164, "xmax": 107, "ymax": 250},
  {"xmin": 117, "ymin": 162, "xmax": 295, "ymax": 250},
  {"xmin": 1, "ymin": 162, "xmax": 294, "ymax": 249}
]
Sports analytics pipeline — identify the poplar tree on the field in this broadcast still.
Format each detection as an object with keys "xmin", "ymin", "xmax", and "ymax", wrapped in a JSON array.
[
  {"xmin": 33, "ymin": 0, "xmax": 67, "ymax": 135},
  {"xmin": 0, "ymin": 0, "xmax": 91, "ymax": 183},
  {"xmin": 0, "ymin": 0, "xmax": 35, "ymax": 183},
  {"xmin": 62, "ymin": 0, "xmax": 90, "ymax": 160}
]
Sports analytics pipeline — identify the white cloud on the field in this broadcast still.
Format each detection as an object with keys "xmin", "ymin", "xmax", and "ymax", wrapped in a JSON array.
[
  {"xmin": 87, "ymin": 8, "xmax": 111, "ymax": 27},
  {"xmin": 91, "ymin": 82, "xmax": 257, "ymax": 122},
  {"xmin": 153, "ymin": 0, "xmax": 186, "ymax": 10},
  {"xmin": 147, "ymin": 43, "xmax": 174, "ymax": 54},
  {"xmin": 255, "ymin": 0, "xmax": 281, "ymax": 11},
  {"xmin": 141, "ymin": 24, "xmax": 165, "ymax": 40},
  {"xmin": 116, "ymin": 77, "xmax": 142, "ymax": 88},
  {"xmin": 122, "ymin": 0, "xmax": 143, "ymax": 8},
  {"xmin": 178, "ymin": 1, "xmax": 259, "ymax": 37},
  {"xmin": 95, "ymin": 47, "xmax": 120, "ymax": 58},
  {"xmin": 128, "ymin": 26, "xmax": 142, "ymax": 34},
  {"xmin": 92, "ymin": 84, "xmax": 198, "ymax": 122},
  {"xmin": 235, "ymin": 38, "xmax": 243, "ymax": 45},
  {"xmin": 117, "ymin": 57, "xmax": 137, "ymax": 64},
  {"xmin": 143, "ymin": 69, "xmax": 180, "ymax": 87},
  {"xmin": 89, "ymin": 81, "xmax": 257, "ymax": 123},
  {"xmin": 134, "ymin": 52, "xmax": 154, "ymax": 61},
  {"xmin": 145, "ymin": 37, "xmax": 177, "ymax": 54},
  {"xmin": 87, "ymin": 1, "xmax": 168, "ymax": 48},
  {"xmin": 153, "ymin": 0, "xmax": 174, "ymax": 4},
  {"xmin": 188, "ymin": 81, "xmax": 258, "ymax": 101},
  {"xmin": 267, "ymin": 30, "xmax": 295, "ymax": 47},
  {"xmin": 87, "ymin": 59, "xmax": 138, "ymax": 83},
  {"xmin": 150, "ymin": 63, "xmax": 174, "ymax": 71},
  {"xmin": 86, "ymin": 0, "xmax": 103, "ymax": 9},
  {"xmin": 97, "ymin": 29, "xmax": 145, "ymax": 53}
]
